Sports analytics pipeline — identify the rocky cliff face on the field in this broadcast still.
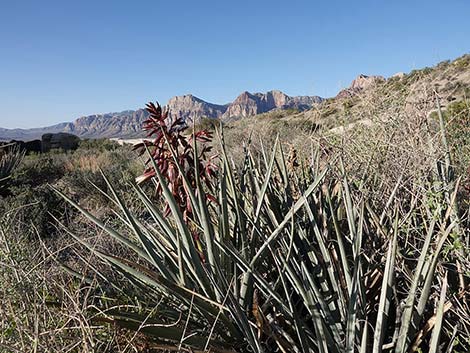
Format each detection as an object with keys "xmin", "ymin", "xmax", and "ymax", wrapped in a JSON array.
[
  {"xmin": 166, "ymin": 94, "xmax": 228, "ymax": 123},
  {"xmin": 62, "ymin": 110, "xmax": 149, "ymax": 138},
  {"xmin": 222, "ymin": 90, "xmax": 322, "ymax": 119},
  {"xmin": 336, "ymin": 74, "xmax": 385, "ymax": 99}
]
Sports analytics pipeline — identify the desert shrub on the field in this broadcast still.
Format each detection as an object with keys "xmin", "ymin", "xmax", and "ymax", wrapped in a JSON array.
[
  {"xmin": 437, "ymin": 59, "xmax": 451, "ymax": 70},
  {"xmin": 446, "ymin": 100, "xmax": 470, "ymax": 145},
  {"xmin": 1, "ymin": 184, "xmax": 66, "ymax": 239},
  {"xmin": 342, "ymin": 98, "xmax": 356, "ymax": 110},
  {"xmin": 0, "ymin": 198, "xmax": 132, "ymax": 351},
  {"xmin": 0, "ymin": 140, "xmax": 156, "ymax": 352},
  {"xmin": 62, "ymin": 147, "xmax": 141, "ymax": 208},
  {"xmin": 270, "ymin": 118, "xmax": 320, "ymax": 135},
  {"xmin": 321, "ymin": 105, "xmax": 338, "ymax": 118},
  {"xmin": 0, "ymin": 144, "xmax": 24, "ymax": 196},
  {"xmin": 13, "ymin": 153, "xmax": 66, "ymax": 187},
  {"xmin": 78, "ymin": 138, "xmax": 121, "ymax": 152},
  {"xmin": 429, "ymin": 100, "xmax": 470, "ymax": 174},
  {"xmin": 441, "ymin": 99, "xmax": 470, "ymax": 207},
  {"xmin": 453, "ymin": 54, "xmax": 470, "ymax": 69}
]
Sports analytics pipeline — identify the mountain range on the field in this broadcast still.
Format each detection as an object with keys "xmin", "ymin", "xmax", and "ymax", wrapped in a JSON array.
[
  {"xmin": 5, "ymin": 51, "xmax": 467, "ymax": 142},
  {"xmin": 0, "ymin": 90, "xmax": 323, "ymax": 140}
]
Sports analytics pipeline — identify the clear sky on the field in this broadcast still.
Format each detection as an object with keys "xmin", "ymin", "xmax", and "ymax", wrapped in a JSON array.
[{"xmin": 1, "ymin": 0, "xmax": 469, "ymax": 128}]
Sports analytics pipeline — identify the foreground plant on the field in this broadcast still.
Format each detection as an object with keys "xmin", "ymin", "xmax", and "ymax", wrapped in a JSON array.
[{"xmin": 53, "ymin": 103, "xmax": 469, "ymax": 352}]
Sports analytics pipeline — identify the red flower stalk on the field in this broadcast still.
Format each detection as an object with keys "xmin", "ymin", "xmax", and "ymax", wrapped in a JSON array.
[{"xmin": 134, "ymin": 102, "xmax": 218, "ymax": 221}]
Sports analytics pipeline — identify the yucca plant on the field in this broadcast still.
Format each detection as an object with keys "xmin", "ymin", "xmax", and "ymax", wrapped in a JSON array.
[
  {"xmin": 0, "ymin": 143, "xmax": 24, "ymax": 195},
  {"xmin": 53, "ymin": 102, "xmax": 468, "ymax": 352}
]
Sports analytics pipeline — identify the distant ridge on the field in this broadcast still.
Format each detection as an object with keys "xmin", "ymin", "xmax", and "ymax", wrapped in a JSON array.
[
  {"xmin": 222, "ymin": 90, "xmax": 322, "ymax": 120},
  {"xmin": 0, "ymin": 90, "xmax": 323, "ymax": 140}
]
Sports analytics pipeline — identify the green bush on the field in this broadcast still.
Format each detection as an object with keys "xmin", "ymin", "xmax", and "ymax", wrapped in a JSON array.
[
  {"xmin": 13, "ymin": 153, "xmax": 66, "ymax": 188},
  {"xmin": 1, "ymin": 184, "xmax": 66, "ymax": 238}
]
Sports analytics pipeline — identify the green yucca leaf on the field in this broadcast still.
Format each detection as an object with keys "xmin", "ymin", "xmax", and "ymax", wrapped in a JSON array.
[
  {"xmin": 193, "ymin": 136, "xmax": 220, "ymax": 290},
  {"xmin": 278, "ymin": 140, "xmax": 289, "ymax": 186},
  {"xmin": 276, "ymin": 258, "xmax": 311, "ymax": 353},
  {"xmin": 379, "ymin": 174, "xmax": 404, "ymax": 225},
  {"xmin": 239, "ymin": 137, "xmax": 279, "ymax": 309},
  {"xmin": 395, "ymin": 219, "xmax": 455, "ymax": 353},
  {"xmin": 99, "ymin": 169, "xmax": 176, "ymax": 282},
  {"xmin": 217, "ymin": 127, "xmax": 248, "ymax": 242},
  {"xmin": 372, "ymin": 209, "xmax": 398, "ymax": 353},
  {"xmin": 215, "ymin": 168, "xmax": 233, "ymax": 285},
  {"xmin": 93, "ymin": 310, "xmax": 230, "ymax": 349},
  {"xmin": 133, "ymin": 186, "xmax": 182, "ymax": 252},
  {"xmin": 75, "ymin": 231, "xmax": 237, "ymax": 333},
  {"xmin": 415, "ymin": 221, "xmax": 455, "ymax": 317},
  {"xmin": 51, "ymin": 186, "xmax": 151, "ymax": 261},
  {"xmin": 282, "ymin": 257, "xmax": 334, "ymax": 353},
  {"xmin": 326, "ymin": 187, "xmax": 352, "ymax": 295},
  {"xmin": 345, "ymin": 202, "xmax": 365, "ymax": 353},
  {"xmin": 360, "ymin": 323, "xmax": 369, "ymax": 353},
  {"xmin": 214, "ymin": 239, "xmax": 291, "ymax": 315},
  {"xmin": 259, "ymin": 137, "xmax": 269, "ymax": 170},
  {"xmin": 289, "ymin": 226, "xmax": 344, "ymax": 348},
  {"xmin": 303, "ymin": 198, "xmax": 347, "ymax": 324},
  {"xmin": 144, "ymin": 145, "xmax": 216, "ymax": 299},
  {"xmin": 428, "ymin": 273, "xmax": 448, "ymax": 353},
  {"xmin": 250, "ymin": 167, "xmax": 328, "ymax": 267},
  {"xmin": 394, "ymin": 217, "xmax": 436, "ymax": 353},
  {"xmin": 341, "ymin": 161, "xmax": 357, "ymax": 245},
  {"xmin": 0, "ymin": 145, "xmax": 24, "ymax": 193}
]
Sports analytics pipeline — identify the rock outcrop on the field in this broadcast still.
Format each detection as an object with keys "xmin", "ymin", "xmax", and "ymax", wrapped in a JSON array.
[
  {"xmin": 166, "ymin": 94, "xmax": 228, "ymax": 123},
  {"xmin": 62, "ymin": 110, "xmax": 150, "ymax": 138},
  {"xmin": 336, "ymin": 74, "xmax": 385, "ymax": 99},
  {"xmin": 41, "ymin": 133, "xmax": 80, "ymax": 152},
  {"xmin": 222, "ymin": 90, "xmax": 322, "ymax": 119},
  {"xmin": 0, "ymin": 134, "xmax": 80, "ymax": 153}
]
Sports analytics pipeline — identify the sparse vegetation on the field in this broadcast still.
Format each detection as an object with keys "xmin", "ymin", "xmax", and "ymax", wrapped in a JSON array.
[{"xmin": 1, "ymin": 55, "xmax": 470, "ymax": 352}]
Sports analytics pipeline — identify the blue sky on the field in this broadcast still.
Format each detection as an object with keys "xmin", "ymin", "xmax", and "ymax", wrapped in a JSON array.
[{"xmin": 1, "ymin": 0, "xmax": 469, "ymax": 128}]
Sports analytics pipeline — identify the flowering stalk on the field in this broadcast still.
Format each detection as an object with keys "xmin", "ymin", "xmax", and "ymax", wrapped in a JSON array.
[{"xmin": 134, "ymin": 102, "xmax": 217, "ymax": 221}]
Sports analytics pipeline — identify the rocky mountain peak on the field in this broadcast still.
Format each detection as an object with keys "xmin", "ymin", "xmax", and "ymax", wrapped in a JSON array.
[
  {"xmin": 166, "ymin": 94, "xmax": 228, "ymax": 123},
  {"xmin": 222, "ymin": 90, "xmax": 322, "ymax": 120},
  {"xmin": 337, "ymin": 74, "xmax": 385, "ymax": 98},
  {"xmin": 350, "ymin": 74, "xmax": 385, "ymax": 91}
]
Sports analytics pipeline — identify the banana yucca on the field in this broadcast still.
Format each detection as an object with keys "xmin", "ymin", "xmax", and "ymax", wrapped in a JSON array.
[{"xmin": 54, "ymin": 104, "xmax": 469, "ymax": 352}]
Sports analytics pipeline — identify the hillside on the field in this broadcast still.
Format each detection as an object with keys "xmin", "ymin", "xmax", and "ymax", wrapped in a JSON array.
[{"xmin": 227, "ymin": 54, "xmax": 470, "ymax": 134}]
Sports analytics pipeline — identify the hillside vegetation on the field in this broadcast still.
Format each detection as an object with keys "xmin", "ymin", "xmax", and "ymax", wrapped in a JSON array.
[{"xmin": 0, "ymin": 55, "xmax": 469, "ymax": 352}]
